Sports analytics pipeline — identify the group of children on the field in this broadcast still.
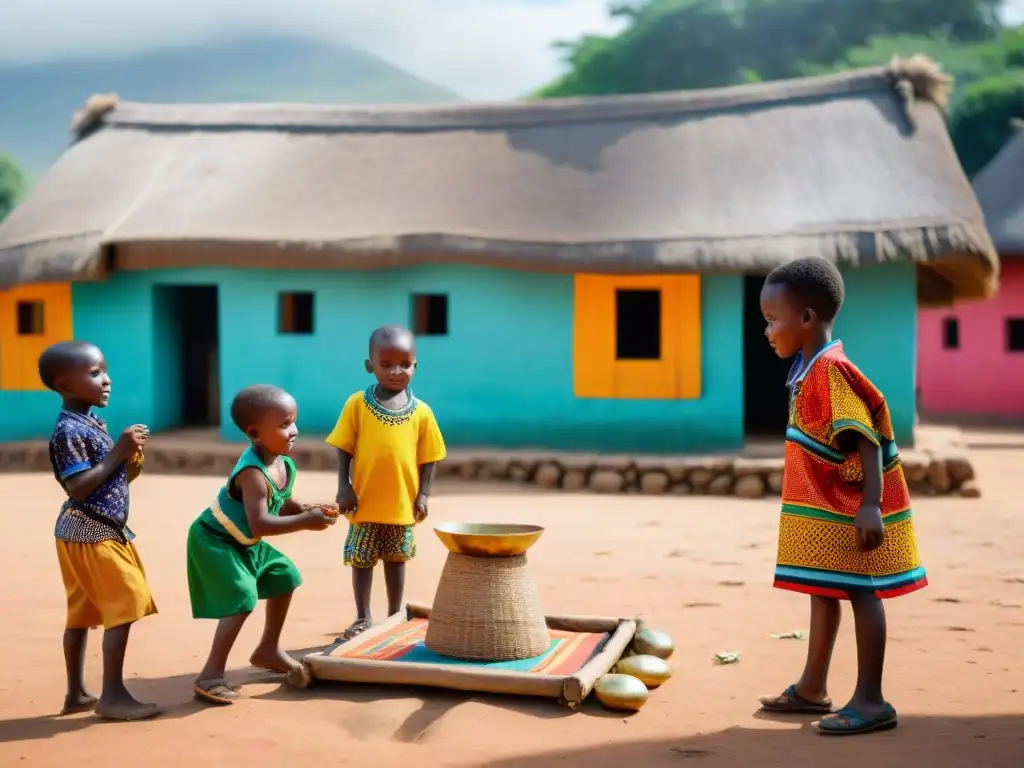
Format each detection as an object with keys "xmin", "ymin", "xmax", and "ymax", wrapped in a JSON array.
[
  {"xmin": 43, "ymin": 323, "xmax": 443, "ymax": 720},
  {"xmin": 41, "ymin": 258, "xmax": 925, "ymax": 736}
]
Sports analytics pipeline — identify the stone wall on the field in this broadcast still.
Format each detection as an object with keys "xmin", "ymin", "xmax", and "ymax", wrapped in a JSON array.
[{"xmin": 0, "ymin": 440, "xmax": 980, "ymax": 498}]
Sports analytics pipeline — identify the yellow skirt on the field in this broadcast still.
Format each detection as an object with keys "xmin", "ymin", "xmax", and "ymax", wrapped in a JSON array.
[{"xmin": 55, "ymin": 538, "xmax": 158, "ymax": 630}]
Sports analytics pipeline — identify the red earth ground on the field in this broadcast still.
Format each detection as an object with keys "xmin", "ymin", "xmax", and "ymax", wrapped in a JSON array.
[{"xmin": 0, "ymin": 449, "xmax": 1021, "ymax": 767}]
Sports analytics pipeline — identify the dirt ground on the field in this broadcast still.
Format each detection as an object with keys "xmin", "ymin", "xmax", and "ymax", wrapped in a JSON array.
[{"xmin": 1, "ymin": 449, "xmax": 1021, "ymax": 767}]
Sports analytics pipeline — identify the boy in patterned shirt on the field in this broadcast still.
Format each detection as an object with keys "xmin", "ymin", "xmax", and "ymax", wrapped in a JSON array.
[
  {"xmin": 327, "ymin": 325, "xmax": 446, "ymax": 641},
  {"xmin": 40, "ymin": 341, "xmax": 159, "ymax": 721}
]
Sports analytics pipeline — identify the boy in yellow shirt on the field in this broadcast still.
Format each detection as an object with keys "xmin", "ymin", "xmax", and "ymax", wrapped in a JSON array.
[{"xmin": 326, "ymin": 324, "xmax": 446, "ymax": 640}]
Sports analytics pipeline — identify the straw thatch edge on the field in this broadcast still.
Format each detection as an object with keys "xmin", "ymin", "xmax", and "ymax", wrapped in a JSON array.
[
  {"xmin": 70, "ymin": 93, "xmax": 119, "ymax": 142},
  {"xmin": 0, "ymin": 219, "xmax": 998, "ymax": 305},
  {"xmin": 63, "ymin": 56, "xmax": 950, "ymax": 136},
  {"xmin": 886, "ymin": 54, "xmax": 953, "ymax": 113}
]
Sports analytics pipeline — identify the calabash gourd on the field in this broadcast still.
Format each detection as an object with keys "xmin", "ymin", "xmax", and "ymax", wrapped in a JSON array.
[
  {"xmin": 632, "ymin": 628, "xmax": 675, "ymax": 660},
  {"xmin": 614, "ymin": 654, "xmax": 673, "ymax": 688},
  {"xmin": 594, "ymin": 674, "xmax": 649, "ymax": 712}
]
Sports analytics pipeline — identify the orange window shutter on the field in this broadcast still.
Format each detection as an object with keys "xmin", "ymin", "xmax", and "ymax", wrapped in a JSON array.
[
  {"xmin": 0, "ymin": 283, "xmax": 74, "ymax": 391},
  {"xmin": 573, "ymin": 274, "xmax": 701, "ymax": 400}
]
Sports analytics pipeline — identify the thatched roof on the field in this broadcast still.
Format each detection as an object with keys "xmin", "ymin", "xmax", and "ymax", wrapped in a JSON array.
[
  {"xmin": 0, "ymin": 56, "xmax": 998, "ymax": 304},
  {"xmin": 972, "ymin": 126, "xmax": 1024, "ymax": 257}
]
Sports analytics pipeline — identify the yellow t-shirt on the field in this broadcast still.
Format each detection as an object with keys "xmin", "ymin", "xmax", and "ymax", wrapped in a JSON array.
[{"xmin": 324, "ymin": 387, "xmax": 446, "ymax": 526}]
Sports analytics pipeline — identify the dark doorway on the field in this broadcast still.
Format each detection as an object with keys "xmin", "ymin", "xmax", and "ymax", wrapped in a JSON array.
[
  {"xmin": 155, "ymin": 285, "xmax": 220, "ymax": 427},
  {"xmin": 743, "ymin": 275, "xmax": 791, "ymax": 436}
]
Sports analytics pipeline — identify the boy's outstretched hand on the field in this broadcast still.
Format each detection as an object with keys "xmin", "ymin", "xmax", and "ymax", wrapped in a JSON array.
[
  {"xmin": 302, "ymin": 508, "xmax": 334, "ymax": 531},
  {"xmin": 413, "ymin": 495, "xmax": 429, "ymax": 523},
  {"xmin": 854, "ymin": 504, "xmax": 884, "ymax": 551}
]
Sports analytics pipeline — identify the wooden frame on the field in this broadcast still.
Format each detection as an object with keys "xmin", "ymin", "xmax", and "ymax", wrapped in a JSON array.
[
  {"xmin": 0, "ymin": 282, "xmax": 74, "ymax": 391},
  {"xmin": 294, "ymin": 602, "xmax": 637, "ymax": 707},
  {"xmin": 573, "ymin": 274, "xmax": 701, "ymax": 400}
]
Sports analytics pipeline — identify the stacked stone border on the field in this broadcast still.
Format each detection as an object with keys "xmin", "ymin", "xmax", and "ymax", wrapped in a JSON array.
[{"xmin": 0, "ymin": 440, "xmax": 980, "ymax": 498}]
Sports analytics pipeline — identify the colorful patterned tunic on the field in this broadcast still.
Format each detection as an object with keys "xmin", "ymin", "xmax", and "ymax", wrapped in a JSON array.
[
  {"xmin": 49, "ymin": 409, "xmax": 134, "ymax": 544},
  {"xmin": 774, "ymin": 340, "xmax": 927, "ymax": 599}
]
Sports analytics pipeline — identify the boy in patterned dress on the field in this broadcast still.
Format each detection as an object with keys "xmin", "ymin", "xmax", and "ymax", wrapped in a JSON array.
[
  {"xmin": 756, "ymin": 258, "xmax": 926, "ymax": 736},
  {"xmin": 40, "ymin": 340, "xmax": 160, "ymax": 721},
  {"xmin": 327, "ymin": 324, "xmax": 446, "ymax": 640}
]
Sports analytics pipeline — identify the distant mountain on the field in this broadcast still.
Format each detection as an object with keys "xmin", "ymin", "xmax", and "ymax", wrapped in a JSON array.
[{"xmin": 0, "ymin": 35, "xmax": 463, "ymax": 178}]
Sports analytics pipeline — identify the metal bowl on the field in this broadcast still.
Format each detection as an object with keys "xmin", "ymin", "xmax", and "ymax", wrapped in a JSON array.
[{"xmin": 433, "ymin": 522, "xmax": 545, "ymax": 557}]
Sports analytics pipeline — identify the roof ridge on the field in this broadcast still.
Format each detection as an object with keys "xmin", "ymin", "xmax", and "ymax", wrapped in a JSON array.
[{"xmin": 67, "ymin": 59, "xmax": 949, "ymax": 139}]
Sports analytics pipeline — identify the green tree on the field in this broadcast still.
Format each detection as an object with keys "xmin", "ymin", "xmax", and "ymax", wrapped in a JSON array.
[
  {"xmin": 537, "ymin": 1, "xmax": 743, "ymax": 97},
  {"xmin": 0, "ymin": 154, "xmax": 26, "ymax": 223},
  {"xmin": 535, "ymin": 0, "xmax": 1006, "ymax": 99},
  {"xmin": 814, "ymin": 25, "xmax": 1024, "ymax": 173},
  {"xmin": 949, "ymin": 70, "xmax": 1024, "ymax": 176}
]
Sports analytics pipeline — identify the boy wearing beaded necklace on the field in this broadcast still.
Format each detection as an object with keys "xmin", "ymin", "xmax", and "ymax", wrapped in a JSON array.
[{"xmin": 326, "ymin": 324, "xmax": 446, "ymax": 641}]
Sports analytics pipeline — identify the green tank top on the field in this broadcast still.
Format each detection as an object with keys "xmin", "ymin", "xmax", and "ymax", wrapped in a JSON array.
[{"xmin": 198, "ymin": 446, "xmax": 296, "ymax": 546}]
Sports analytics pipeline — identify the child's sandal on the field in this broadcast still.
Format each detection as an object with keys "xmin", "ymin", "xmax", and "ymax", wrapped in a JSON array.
[
  {"xmin": 759, "ymin": 684, "xmax": 833, "ymax": 714},
  {"xmin": 193, "ymin": 679, "xmax": 241, "ymax": 706},
  {"xmin": 336, "ymin": 618, "xmax": 372, "ymax": 643},
  {"xmin": 813, "ymin": 704, "xmax": 898, "ymax": 735}
]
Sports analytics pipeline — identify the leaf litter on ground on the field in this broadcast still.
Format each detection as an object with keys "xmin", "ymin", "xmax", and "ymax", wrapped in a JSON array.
[
  {"xmin": 713, "ymin": 651, "xmax": 740, "ymax": 665},
  {"xmin": 770, "ymin": 630, "xmax": 806, "ymax": 640}
]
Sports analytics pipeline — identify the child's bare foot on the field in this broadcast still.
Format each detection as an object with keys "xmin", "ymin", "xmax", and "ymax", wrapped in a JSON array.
[
  {"xmin": 249, "ymin": 646, "xmax": 299, "ymax": 674},
  {"xmin": 95, "ymin": 689, "xmax": 162, "ymax": 721},
  {"xmin": 60, "ymin": 691, "xmax": 99, "ymax": 715}
]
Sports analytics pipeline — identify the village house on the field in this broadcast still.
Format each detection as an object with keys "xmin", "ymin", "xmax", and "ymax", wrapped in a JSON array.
[
  {"xmin": 918, "ymin": 126, "xmax": 1023, "ymax": 420},
  {"xmin": 0, "ymin": 57, "xmax": 998, "ymax": 453}
]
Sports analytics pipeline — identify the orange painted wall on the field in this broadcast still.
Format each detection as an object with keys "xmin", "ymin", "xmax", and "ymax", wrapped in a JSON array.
[
  {"xmin": 573, "ymin": 274, "xmax": 702, "ymax": 399},
  {"xmin": 0, "ymin": 283, "xmax": 74, "ymax": 390}
]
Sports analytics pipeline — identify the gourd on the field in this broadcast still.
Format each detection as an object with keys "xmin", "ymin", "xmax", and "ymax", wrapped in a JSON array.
[
  {"xmin": 594, "ymin": 674, "xmax": 649, "ymax": 712},
  {"xmin": 631, "ymin": 628, "xmax": 674, "ymax": 660},
  {"xmin": 614, "ymin": 654, "xmax": 673, "ymax": 688}
]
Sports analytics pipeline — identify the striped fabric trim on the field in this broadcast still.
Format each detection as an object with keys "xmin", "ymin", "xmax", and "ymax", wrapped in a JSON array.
[
  {"xmin": 780, "ymin": 503, "xmax": 912, "ymax": 525},
  {"xmin": 774, "ymin": 565, "xmax": 929, "ymax": 602},
  {"xmin": 785, "ymin": 427, "xmax": 844, "ymax": 463},
  {"xmin": 210, "ymin": 498, "xmax": 260, "ymax": 546},
  {"xmin": 59, "ymin": 461, "xmax": 91, "ymax": 480},
  {"xmin": 831, "ymin": 418, "xmax": 881, "ymax": 446},
  {"xmin": 786, "ymin": 426, "xmax": 901, "ymax": 470},
  {"xmin": 775, "ymin": 564, "xmax": 927, "ymax": 590},
  {"xmin": 774, "ymin": 576, "xmax": 928, "ymax": 600}
]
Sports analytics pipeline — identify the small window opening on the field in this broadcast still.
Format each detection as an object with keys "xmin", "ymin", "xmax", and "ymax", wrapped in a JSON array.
[
  {"xmin": 941, "ymin": 317, "xmax": 959, "ymax": 350},
  {"xmin": 412, "ymin": 294, "xmax": 448, "ymax": 336},
  {"xmin": 615, "ymin": 289, "xmax": 661, "ymax": 360},
  {"xmin": 278, "ymin": 292, "xmax": 314, "ymax": 335},
  {"xmin": 1007, "ymin": 318, "xmax": 1024, "ymax": 352},
  {"xmin": 16, "ymin": 300, "xmax": 44, "ymax": 336}
]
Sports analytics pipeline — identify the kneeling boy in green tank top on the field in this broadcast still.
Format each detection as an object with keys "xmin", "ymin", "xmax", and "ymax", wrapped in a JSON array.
[{"xmin": 187, "ymin": 385, "xmax": 337, "ymax": 705}]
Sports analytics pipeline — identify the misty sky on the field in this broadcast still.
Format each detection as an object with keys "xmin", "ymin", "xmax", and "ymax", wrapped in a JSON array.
[{"xmin": 3, "ymin": 0, "xmax": 1024, "ymax": 100}]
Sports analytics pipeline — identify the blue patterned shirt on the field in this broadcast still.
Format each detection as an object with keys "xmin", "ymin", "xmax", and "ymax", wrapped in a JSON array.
[{"xmin": 49, "ymin": 409, "xmax": 134, "ymax": 544}]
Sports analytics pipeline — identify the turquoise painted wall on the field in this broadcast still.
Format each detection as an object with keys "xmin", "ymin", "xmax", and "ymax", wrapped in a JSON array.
[
  {"xmin": 834, "ymin": 262, "xmax": 917, "ymax": 445},
  {"xmin": 0, "ymin": 261, "xmax": 916, "ymax": 451},
  {"xmin": 7, "ymin": 393, "xmax": 58, "ymax": 441},
  {"xmin": 150, "ymin": 286, "xmax": 183, "ymax": 432}
]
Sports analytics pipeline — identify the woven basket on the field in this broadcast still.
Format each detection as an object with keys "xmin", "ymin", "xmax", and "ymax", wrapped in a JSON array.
[{"xmin": 425, "ymin": 552, "xmax": 550, "ymax": 661}]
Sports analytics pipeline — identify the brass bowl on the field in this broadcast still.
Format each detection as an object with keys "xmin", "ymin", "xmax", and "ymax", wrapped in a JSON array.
[{"xmin": 433, "ymin": 522, "xmax": 545, "ymax": 557}]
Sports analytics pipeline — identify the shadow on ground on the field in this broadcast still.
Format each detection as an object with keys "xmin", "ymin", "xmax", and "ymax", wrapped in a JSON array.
[
  {"xmin": 483, "ymin": 713, "xmax": 1024, "ymax": 768},
  {"xmin": 0, "ymin": 644, "xmax": 618, "ymax": 746}
]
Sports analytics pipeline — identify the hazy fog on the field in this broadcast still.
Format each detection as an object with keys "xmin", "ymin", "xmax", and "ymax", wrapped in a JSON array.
[
  {"xmin": 2, "ymin": 1, "xmax": 1022, "ymax": 100},
  {"xmin": 0, "ymin": 0, "xmax": 622, "ymax": 99}
]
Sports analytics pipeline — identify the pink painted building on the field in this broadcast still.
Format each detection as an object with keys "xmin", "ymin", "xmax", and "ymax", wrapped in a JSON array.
[{"xmin": 919, "ymin": 130, "xmax": 1024, "ymax": 417}]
